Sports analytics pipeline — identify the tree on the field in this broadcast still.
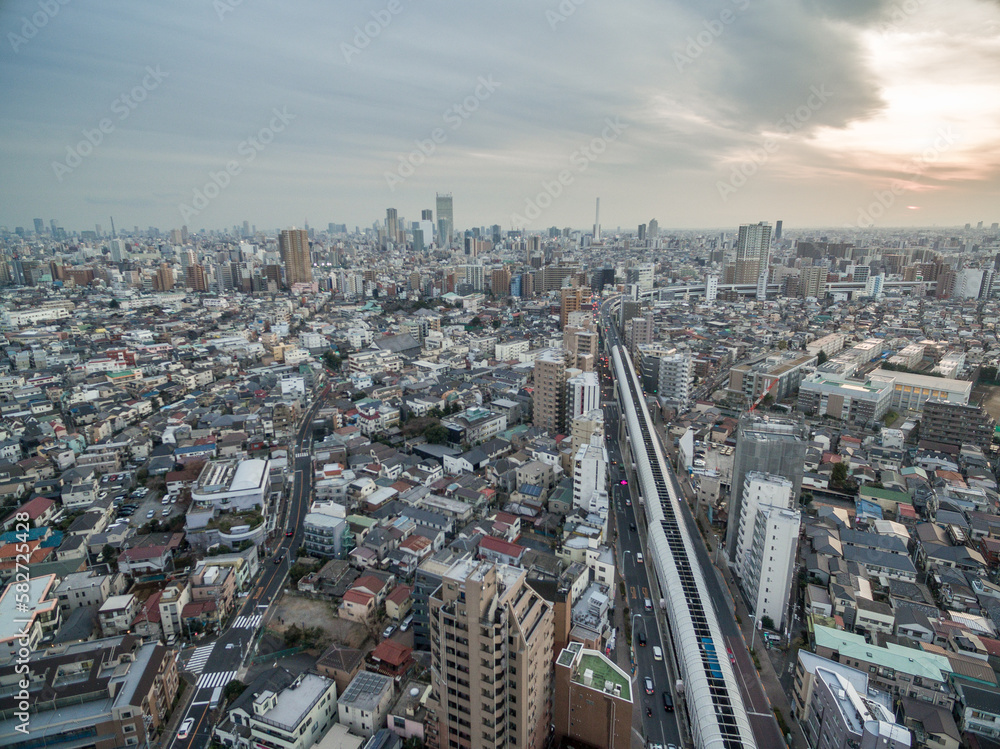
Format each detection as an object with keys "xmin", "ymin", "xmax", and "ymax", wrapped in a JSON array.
[
  {"xmin": 223, "ymin": 679, "xmax": 246, "ymax": 703},
  {"xmin": 831, "ymin": 462, "xmax": 848, "ymax": 487},
  {"xmin": 424, "ymin": 423, "xmax": 449, "ymax": 444},
  {"xmin": 491, "ymin": 318, "xmax": 501, "ymax": 329},
  {"xmin": 101, "ymin": 544, "xmax": 116, "ymax": 564},
  {"xmin": 323, "ymin": 351, "xmax": 342, "ymax": 371},
  {"xmin": 816, "ymin": 350, "xmax": 828, "ymax": 365},
  {"xmin": 469, "ymin": 316, "xmax": 483, "ymax": 328},
  {"xmin": 760, "ymin": 615, "xmax": 775, "ymax": 631}
]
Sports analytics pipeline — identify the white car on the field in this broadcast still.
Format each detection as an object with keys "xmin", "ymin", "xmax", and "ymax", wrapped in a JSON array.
[
  {"xmin": 177, "ymin": 717, "xmax": 194, "ymax": 740},
  {"xmin": 636, "ymin": 553, "xmax": 644, "ymax": 564},
  {"xmin": 146, "ymin": 510, "xmax": 155, "ymax": 519}
]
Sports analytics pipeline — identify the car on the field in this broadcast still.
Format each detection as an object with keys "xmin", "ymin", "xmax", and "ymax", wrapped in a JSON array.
[
  {"xmin": 637, "ymin": 632, "xmax": 646, "ymax": 647},
  {"xmin": 114, "ymin": 495, "xmax": 126, "ymax": 503},
  {"xmin": 663, "ymin": 691, "xmax": 673, "ymax": 711},
  {"xmin": 382, "ymin": 625, "xmax": 396, "ymax": 639},
  {"xmin": 285, "ymin": 530, "xmax": 293, "ymax": 537},
  {"xmin": 274, "ymin": 551, "xmax": 285, "ymax": 564},
  {"xmin": 177, "ymin": 717, "xmax": 194, "ymax": 740},
  {"xmin": 170, "ymin": 497, "xmax": 177, "ymax": 504},
  {"xmin": 161, "ymin": 508, "xmax": 170, "ymax": 516},
  {"xmin": 629, "ymin": 522, "xmax": 637, "ymax": 531},
  {"xmin": 636, "ymin": 552, "xmax": 644, "ymax": 564},
  {"xmin": 644, "ymin": 598, "xmax": 653, "ymax": 612},
  {"xmin": 644, "ymin": 677, "xmax": 654, "ymax": 695},
  {"xmin": 652, "ymin": 645, "xmax": 662, "ymax": 661},
  {"xmin": 625, "ymin": 498, "xmax": 631, "ymax": 506},
  {"xmin": 400, "ymin": 615, "xmax": 413, "ymax": 632},
  {"xmin": 727, "ymin": 647, "xmax": 735, "ymax": 664},
  {"xmin": 162, "ymin": 497, "xmax": 170, "ymax": 504},
  {"xmin": 146, "ymin": 510, "xmax": 155, "ymax": 519}
]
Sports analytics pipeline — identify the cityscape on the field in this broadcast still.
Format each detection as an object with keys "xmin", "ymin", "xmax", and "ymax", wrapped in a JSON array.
[{"xmin": 4, "ymin": 3, "xmax": 1000, "ymax": 749}]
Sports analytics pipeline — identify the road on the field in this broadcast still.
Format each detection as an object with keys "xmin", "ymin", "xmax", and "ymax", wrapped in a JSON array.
[{"xmin": 168, "ymin": 382, "xmax": 329, "ymax": 749}]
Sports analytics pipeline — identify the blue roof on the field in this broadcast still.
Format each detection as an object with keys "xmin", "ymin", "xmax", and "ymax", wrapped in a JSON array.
[
  {"xmin": 518, "ymin": 483, "xmax": 543, "ymax": 497},
  {"xmin": 0, "ymin": 527, "xmax": 48, "ymax": 544}
]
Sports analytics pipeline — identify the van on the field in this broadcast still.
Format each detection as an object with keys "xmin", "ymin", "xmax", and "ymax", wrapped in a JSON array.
[
  {"xmin": 652, "ymin": 646, "xmax": 663, "ymax": 661},
  {"xmin": 644, "ymin": 598, "xmax": 653, "ymax": 612}
]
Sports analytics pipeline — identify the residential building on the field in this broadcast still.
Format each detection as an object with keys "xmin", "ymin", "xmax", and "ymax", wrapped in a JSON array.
[
  {"xmin": 797, "ymin": 372, "xmax": 894, "ymax": 425},
  {"xmin": 0, "ymin": 574, "xmax": 59, "ymax": 657},
  {"xmin": 281, "ymin": 228, "xmax": 312, "ymax": 286},
  {"xmin": 727, "ymin": 351, "xmax": 817, "ymax": 404},
  {"xmin": 806, "ymin": 667, "xmax": 911, "ymax": 749},
  {"xmin": 553, "ymin": 642, "xmax": 632, "ymax": 749},
  {"xmin": 734, "ymin": 222, "xmax": 771, "ymax": 284},
  {"xmin": 426, "ymin": 560, "xmax": 554, "ymax": 749},
  {"xmin": 566, "ymin": 371, "xmax": 599, "ymax": 423},
  {"xmin": 920, "ymin": 399, "xmax": 995, "ymax": 449},
  {"xmin": 742, "ymin": 503, "xmax": 800, "ymax": 630},
  {"xmin": 657, "ymin": 352, "xmax": 693, "ymax": 404},
  {"xmin": 534, "ymin": 349, "xmax": 567, "ymax": 434},
  {"xmin": 339, "ymin": 671, "xmax": 395, "ymax": 739}
]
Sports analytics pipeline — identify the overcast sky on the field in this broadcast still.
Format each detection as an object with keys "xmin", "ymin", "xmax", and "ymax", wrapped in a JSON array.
[{"xmin": 2, "ymin": 0, "xmax": 998, "ymax": 234}]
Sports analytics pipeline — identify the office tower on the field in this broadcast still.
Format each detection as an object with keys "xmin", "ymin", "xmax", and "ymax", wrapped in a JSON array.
[
  {"xmin": 534, "ymin": 350, "xmax": 567, "ymax": 433},
  {"xmin": 386, "ymin": 207, "xmax": 399, "ymax": 245},
  {"xmin": 734, "ymin": 222, "xmax": 772, "ymax": 284},
  {"xmin": 567, "ymin": 371, "xmax": 599, "ymax": 424},
  {"xmin": 725, "ymin": 414, "xmax": 806, "ymax": 565},
  {"xmin": 560, "ymin": 287, "xmax": 591, "ymax": 329},
  {"xmin": 109, "ymin": 239, "xmax": 128, "ymax": 262},
  {"xmin": 852, "ymin": 265, "xmax": 870, "ymax": 284},
  {"xmin": 705, "ymin": 274, "xmax": 719, "ymax": 303},
  {"xmin": 591, "ymin": 266, "xmax": 615, "ymax": 293},
  {"xmin": 279, "ymin": 228, "xmax": 311, "ymax": 286},
  {"xmin": 33, "ymin": 218, "xmax": 44, "ymax": 235},
  {"xmin": 413, "ymin": 228, "xmax": 426, "ymax": 254},
  {"xmin": 554, "ymin": 643, "xmax": 632, "ymax": 749},
  {"xmin": 426, "ymin": 560, "xmax": 553, "ymax": 749},
  {"xmin": 491, "ymin": 224, "xmax": 502, "ymax": 244},
  {"xmin": 618, "ymin": 298, "xmax": 641, "ymax": 330},
  {"xmin": 436, "ymin": 193, "xmax": 453, "ymax": 246},
  {"xmin": 421, "ymin": 209, "xmax": 433, "ymax": 221},
  {"xmin": 774, "ymin": 220, "xmax": 782, "ymax": 242},
  {"xmin": 242, "ymin": 220, "xmax": 250, "ymax": 237},
  {"xmin": 657, "ymin": 352, "xmax": 693, "ymax": 404},
  {"xmin": 593, "ymin": 197, "xmax": 601, "ymax": 241},
  {"xmin": 647, "ymin": 218, "xmax": 658, "ymax": 238},
  {"xmin": 638, "ymin": 223, "xmax": 646, "ymax": 241}
]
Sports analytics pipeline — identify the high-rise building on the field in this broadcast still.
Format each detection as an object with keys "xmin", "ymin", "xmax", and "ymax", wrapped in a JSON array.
[
  {"xmin": 33, "ymin": 218, "xmax": 44, "ymax": 235},
  {"xmin": 625, "ymin": 312, "xmax": 654, "ymax": 354},
  {"xmin": 425, "ymin": 560, "xmax": 553, "ymax": 749},
  {"xmin": 386, "ymin": 208, "xmax": 399, "ymax": 246},
  {"xmin": 184, "ymin": 263, "xmax": 208, "ymax": 292},
  {"xmin": 735, "ymin": 222, "xmax": 772, "ymax": 285},
  {"xmin": 647, "ymin": 218, "xmax": 658, "ymax": 238},
  {"xmin": 153, "ymin": 263, "xmax": 174, "ymax": 292},
  {"xmin": 490, "ymin": 267, "xmax": 511, "ymax": 297},
  {"xmin": 553, "ymin": 642, "xmax": 632, "ymax": 749},
  {"xmin": 657, "ymin": 352, "xmax": 693, "ymax": 404},
  {"xmin": 280, "ymin": 228, "xmax": 311, "ymax": 286},
  {"xmin": 591, "ymin": 266, "xmax": 615, "ymax": 293},
  {"xmin": 572, "ymin": 441, "xmax": 608, "ymax": 518},
  {"xmin": 625, "ymin": 264, "xmax": 654, "ymax": 291},
  {"xmin": 560, "ymin": 287, "xmax": 591, "ymax": 329},
  {"xmin": 705, "ymin": 274, "xmax": 719, "ymax": 303},
  {"xmin": 637, "ymin": 223, "xmax": 646, "ymax": 241},
  {"xmin": 800, "ymin": 266, "xmax": 826, "ymax": 299},
  {"xmin": 570, "ymin": 408, "xmax": 604, "ymax": 454},
  {"xmin": 463, "ymin": 263, "xmax": 485, "ymax": 292},
  {"xmin": 534, "ymin": 350, "xmax": 567, "ymax": 433},
  {"xmin": 806, "ymin": 668, "xmax": 911, "ymax": 749},
  {"xmin": 436, "ymin": 193, "xmax": 453, "ymax": 247},
  {"xmin": 774, "ymin": 220, "xmax": 782, "ymax": 242},
  {"xmin": 725, "ymin": 414, "xmax": 806, "ymax": 565},
  {"xmin": 567, "ymin": 371, "xmax": 599, "ymax": 423},
  {"xmin": 421, "ymin": 209, "xmax": 433, "ymax": 221},
  {"xmin": 921, "ymin": 399, "xmax": 995, "ymax": 450},
  {"xmin": 109, "ymin": 239, "xmax": 128, "ymax": 262}
]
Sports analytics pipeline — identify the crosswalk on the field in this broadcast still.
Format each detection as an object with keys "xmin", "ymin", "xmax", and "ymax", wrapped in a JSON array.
[
  {"xmin": 231, "ymin": 613, "xmax": 263, "ymax": 630},
  {"xmin": 197, "ymin": 670, "xmax": 237, "ymax": 690},
  {"xmin": 185, "ymin": 644, "xmax": 215, "ymax": 675},
  {"xmin": 295, "ymin": 451, "xmax": 310, "ymax": 458}
]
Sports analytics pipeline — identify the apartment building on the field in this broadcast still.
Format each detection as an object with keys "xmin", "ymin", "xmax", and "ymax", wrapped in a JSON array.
[
  {"xmin": 553, "ymin": 642, "xmax": 632, "ymax": 749},
  {"xmin": 920, "ymin": 399, "xmax": 995, "ymax": 450},
  {"xmin": 426, "ymin": 560, "xmax": 554, "ymax": 749},
  {"xmin": 533, "ymin": 350, "xmax": 567, "ymax": 434},
  {"xmin": 806, "ymin": 667, "xmax": 911, "ymax": 749}
]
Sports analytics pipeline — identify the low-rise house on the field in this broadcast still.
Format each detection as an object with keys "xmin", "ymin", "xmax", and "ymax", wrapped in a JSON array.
[{"xmin": 338, "ymin": 671, "xmax": 395, "ymax": 739}]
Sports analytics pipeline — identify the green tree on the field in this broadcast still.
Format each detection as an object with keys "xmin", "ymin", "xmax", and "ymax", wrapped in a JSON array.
[
  {"xmin": 223, "ymin": 679, "xmax": 246, "ymax": 703},
  {"xmin": 831, "ymin": 462, "xmax": 848, "ymax": 487},
  {"xmin": 816, "ymin": 350, "xmax": 828, "ymax": 365},
  {"xmin": 469, "ymin": 316, "xmax": 483, "ymax": 327},
  {"xmin": 760, "ymin": 615, "xmax": 775, "ymax": 630},
  {"xmin": 491, "ymin": 318, "xmax": 501, "ymax": 329},
  {"xmin": 323, "ymin": 351, "xmax": 342, "ymax": 371},
  {"xmin": 101, "ymin": 544, "xmax": 116, "ymax": 564},
  {"xmin": 425, "ymin": 423, "xmax": 449, "ymax": 444}
]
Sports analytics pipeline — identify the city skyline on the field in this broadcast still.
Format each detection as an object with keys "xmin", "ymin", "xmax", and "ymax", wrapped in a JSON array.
[{"xmin": 2, "ymin": 0, "xmax": 999, "ymax": 232}]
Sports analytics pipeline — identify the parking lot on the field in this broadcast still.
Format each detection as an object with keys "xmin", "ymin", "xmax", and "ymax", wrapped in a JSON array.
[{"xmin": 101, "ymin": 471, "xmax": 180, "ymax": 528}]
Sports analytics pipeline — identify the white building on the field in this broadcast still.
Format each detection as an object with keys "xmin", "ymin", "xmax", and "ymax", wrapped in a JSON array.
[
  {"xmin": 190, "ymin": 459, "xmax": 272, "ymax": 512},
  {"xmin": 573, "ymin": 443, "xmax": 609, "ymax": 519},
  {"xmin": 806, "ymin": 333, "xmax": 846, "ymax": 358},
  {"xmin": 734, "ymin": 472, "xmax": 793, "ymax": 584},
  {"xmin": 566, "ymin": 371, "xmax": 600, "ymax": 422},
  {"xmin": 338, "ymin": 671, "xmax": 394, "ymax": 739},
  {"xmin": 743, "ymin": 504, "xmax": 800, "ymax": 630},
  {"xmin": 705, "ymin": 274, "xmax": 718, "ymax": 303},
  {"xmin": 658, "ymin": 352, "xmax": 693, "ymax": 404},
  {"xmin": 220, "ymin": 672, "xmax": 339, "ymax": 749}
]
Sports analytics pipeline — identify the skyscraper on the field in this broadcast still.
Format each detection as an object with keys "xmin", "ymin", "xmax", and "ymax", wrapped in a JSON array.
[
  {"xmin": 421, "ymin": 209, "xmax": 433, "ymax": 221},
  {"xmin": 647, "ymin": 218, "xmax": 658, "ymax": 238},
  {"xmin": 33, "ymin": 218, "xmax": 44, "ymax": 235},
  {"xmin": 436, "ymin": 193, "xmax": 453, "ymax": 246},
  {"xmin": 774, "ymin": 219, "xmax": 782, "ymax": 242},
  {"xmin": 734, "ymin": 222, "xmax": 772, "ymax": 285},
  {"xmin": 279, "ymin": 228, "xmax": 311, "ymax": 286},
  {"xmin": 725, "ymin": 413, "xmax": 806, "ymax": 565},
  {"xmin": 386, "ymin": 207, "xmax": 399, "ymax": 245},
  {"xmin": 534, "ymin": 350, "xmax": 567, "ymax": 433},
  {"xmin": 425, "ymin": 560, "xmax": 553, "ymax": 749}
]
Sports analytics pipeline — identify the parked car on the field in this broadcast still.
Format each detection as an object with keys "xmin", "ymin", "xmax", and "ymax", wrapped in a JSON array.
[
  {"xmin": 400, "ymin": 615, "xmax": 413, "ymax": 632},
  {"xmin": 161, "ymin": 508, "xmax": 170, "ymax": 516},
  {"xmin": 382, "ymin": 624, "xmax": 396, "ymax": 639},
  {"xmin": 146, "ymin": 510, "xmax": 155, "ymax": 519}
]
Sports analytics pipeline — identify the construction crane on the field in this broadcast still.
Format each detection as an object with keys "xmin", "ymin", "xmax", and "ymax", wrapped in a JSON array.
[{"xmin": 748, "ymin": 377, "xmax": 778, "ymax": 412}]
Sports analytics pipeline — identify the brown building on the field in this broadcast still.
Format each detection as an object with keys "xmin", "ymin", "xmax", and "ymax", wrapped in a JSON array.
[
  {"xmin": 316, "ymin": 644, "xmax": 365, "ymax": 695},
  {"xmin": 152, "ymin": 263, "xmax": 174, "ymax": 291},
  {"xmin": 425, "ymin": 560, "xmax": 553, "ymax": 749},
  {"xmin": 280, "ymin": 228, "xmax": 312, "ymax": 286},
  {"xmin": 553, "ymin": 642, "xmax": 632, "ymax": 749},
  {"xmin": 534, "ymin": 349, "xmax": 568, "ymax": 434},
  {"xmin": 560, "ymin": 287, "xmax": 592, "ymax": 329},
  {"xmin": 491, "ymin": 267, "xmax": 511, "ymax": 297},
  {"xmin": 921, "ymin": 398, "xmax": 995, "ymax": 450},
  {"xmin": 184, "ymin": 263, "xmax": 208, "ymax": 292},
  {"xmin": 0, "ymin": 634, "xmax": 178, "ymax": 749}
]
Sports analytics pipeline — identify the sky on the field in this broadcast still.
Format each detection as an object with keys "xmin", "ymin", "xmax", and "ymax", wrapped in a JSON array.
[{"xmin": 2, "ymin": 0, "xmax": 999, "ymax": 234}]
